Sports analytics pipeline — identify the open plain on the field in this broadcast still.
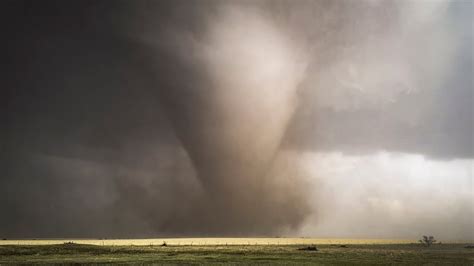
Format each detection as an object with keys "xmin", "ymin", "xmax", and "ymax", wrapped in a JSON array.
[{"xmin": 1, "ymin": 238, "xmax": 473, "ymax": 265}]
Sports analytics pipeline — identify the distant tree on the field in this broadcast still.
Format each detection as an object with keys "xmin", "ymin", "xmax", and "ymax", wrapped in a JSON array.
[{"xmin": 419, "ymin": 235, "xmax": 437, "ymax": 247}]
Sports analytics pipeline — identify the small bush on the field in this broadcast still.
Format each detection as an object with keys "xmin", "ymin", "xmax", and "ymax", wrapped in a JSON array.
[
  {"xmin": 298, "ymin": 245, "xmax": 318, "ymax": 251},
  {"xmin": 419, "ymin": 236, "xmax": 437, "ymax": 247}
]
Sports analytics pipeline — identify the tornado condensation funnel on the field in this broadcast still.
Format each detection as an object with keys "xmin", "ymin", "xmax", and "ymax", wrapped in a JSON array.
[{"xmin": 149, "ymin": 7, "xmax": 306, "ymax": 204}]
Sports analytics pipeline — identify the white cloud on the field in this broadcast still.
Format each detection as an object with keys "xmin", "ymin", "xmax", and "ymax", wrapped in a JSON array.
[{"xmin": 297, "ymin": 151, "xmax": 473, "ymax": 241}]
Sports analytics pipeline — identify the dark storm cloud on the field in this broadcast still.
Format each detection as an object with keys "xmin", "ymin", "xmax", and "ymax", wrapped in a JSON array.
[
  {"xmin": 1, "ymin": 0, "xmax": 309, "ymax": 237},
  {"xmin": 0, "ymin": 0, "xmax": 471, "ymax": 237}
]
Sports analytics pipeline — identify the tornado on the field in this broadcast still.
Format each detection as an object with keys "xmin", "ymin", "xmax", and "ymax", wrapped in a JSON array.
[{"xmin": 140, "ymin": 4, "xmax": 308, "ymax": 234}]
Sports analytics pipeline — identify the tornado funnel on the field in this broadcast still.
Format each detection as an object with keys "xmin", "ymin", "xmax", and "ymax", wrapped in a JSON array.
[{"xmin": 146, "ymin": 6, "xmax": 306, "ymax": 232}]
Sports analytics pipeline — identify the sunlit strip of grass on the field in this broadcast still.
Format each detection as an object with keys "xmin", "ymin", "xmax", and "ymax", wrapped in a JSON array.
[{"xmin": 0, "ymin": 238, "xmax": 418, "ymax": 246}]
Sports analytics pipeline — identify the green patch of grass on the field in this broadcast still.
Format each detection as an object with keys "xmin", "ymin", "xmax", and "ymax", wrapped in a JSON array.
[{"xmin": 0, "ymin": 243, "xmax": 472, "ymax": 264}]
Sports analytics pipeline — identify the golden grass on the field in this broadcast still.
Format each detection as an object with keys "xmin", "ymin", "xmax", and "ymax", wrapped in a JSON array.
[{"xmin": 0, "ymin": 238, "xmax": 418, "ymax": 246}]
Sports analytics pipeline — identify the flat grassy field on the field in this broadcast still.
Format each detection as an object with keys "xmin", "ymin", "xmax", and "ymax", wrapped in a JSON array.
[
  {"xmin": 0, "ymin": 239, "xmax": 473, "ymax": 265},
  {"xmin": 0, "ymin": 238, "xmax": 416, "ymax": 246}
]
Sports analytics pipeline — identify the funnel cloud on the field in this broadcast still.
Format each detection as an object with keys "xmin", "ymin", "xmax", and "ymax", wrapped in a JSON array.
[{"xmin": 1, "ymin": 0, "xmax": 472, "ymax": 239}]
